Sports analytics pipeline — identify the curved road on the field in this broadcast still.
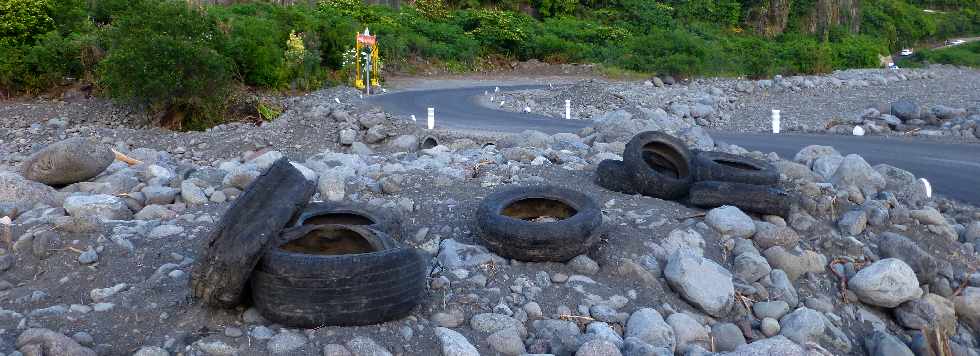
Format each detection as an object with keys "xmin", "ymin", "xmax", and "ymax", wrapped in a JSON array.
[{"xmin": 370, "ymin": 85, "xmax": 980, "ymax": 204}]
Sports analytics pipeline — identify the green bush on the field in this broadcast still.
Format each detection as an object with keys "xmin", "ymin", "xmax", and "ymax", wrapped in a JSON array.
[
  {"xmin": 614, "ymin": 29, "xmax": 708, "ymax": 76},
  {"xmin": 831, "ymin": 34, "xmax": 886, "ymax": 69},
  {"xmin": 98, "ymin": 0, "xmax": 234, "ymax": 129},
  {"xmin": 918, "ymin": 41, "xmax": 980, "ymax": 67},
  {"xmin": 454, "ymin": 9, "xmax": 535, "ymax": 56}
]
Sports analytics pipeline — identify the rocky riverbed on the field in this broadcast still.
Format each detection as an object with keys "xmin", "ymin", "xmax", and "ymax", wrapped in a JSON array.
[
  {"xmin": 487, "ymin": 65, "xmax": 980, "ymax": 142},
  {"xmin": 2, "ymin": 72, "xmax": 980, "ymax": 356}
]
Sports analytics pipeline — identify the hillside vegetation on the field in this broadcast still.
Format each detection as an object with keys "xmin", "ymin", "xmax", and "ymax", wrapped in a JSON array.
[{"xmin": 1, "ymin": 0, "xmax": 977, "ymax": 128}]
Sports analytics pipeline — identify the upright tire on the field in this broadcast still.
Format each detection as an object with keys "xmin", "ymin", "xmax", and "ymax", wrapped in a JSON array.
[
  {"xmin": 687, "ymin": 181, "xmax": 797, "ymax": 216},
  {"xmin": 251, "ymin": 225, "xmax": 428, "ymax": 328},
  {"xmin": 594, "ymin": 160, "xmax": 637, "ymax": 194},
  {"xmin": 191, "ymin": 158, "xmax": 315, "ymax": 308},
  {"xmin": 293, "ymin": 201, "xmax": 402, "ymax": 240},
  {"xmin": 623, "ymin": 131, "xmax": 694, "ymax": 200},
  {"xmin": 693, "ymin": 151, "xmax": 779, "ymax": 185},
  {"xmin": 476, "ymin": 185, "xmax": 602, "ymax": 262}
]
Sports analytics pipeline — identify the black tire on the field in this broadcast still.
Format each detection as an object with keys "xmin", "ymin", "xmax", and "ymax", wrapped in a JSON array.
[
  {"xmin": 623, "ymin": 131, "xmax": 694, "ymax": 200},
  {"xmin": 692, "ymin": 151, "xmax": 779, "ymax": 185},
  {"xmin": 419, "ymin": 135, "xmax": 440, "ymax": 150},
  {"xmin": 191, "ymin": 158, "xmax": 315, "ymax": 308},
  {"xmin": 293, "ymin": 201, "xmax": 402, "ymax": 240},
  {"xmin": 252, "ymin": 225, "xmax": 428, "ymax": 327},
  {"xmin": 687, "ymin": 181, "xmax": 797, "ymax": 216},
  {"xmin": 476, "ymin": 185, "xmax": 602, "ymax": 262},
  {"xmin": 594, "ymin": 160, "xmax": 637, "ymax": 194}
]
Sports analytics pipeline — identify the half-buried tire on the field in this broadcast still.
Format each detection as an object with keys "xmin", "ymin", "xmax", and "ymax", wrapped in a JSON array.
[
  {"xmin": 476, "ymin": 185, "xmax": 602, "ymax": 262},
  {"xmin": 293, "ymin": 201, "xmax": 402, "ymax": 240},
  {"xmin": 594, "ymin": 160, "xmax": 637, "ymax": 194},
  {"xmin": 623, "ymin": 131, "xmax": 694, "ymax": 200},
  {"xmin": 687, "ymin": 181, "xmax": 797, "ymax": 216},
  {"xmin": 191, "ymin": 158, "xmax": 315, "ymax": 308},
  {"xmin": 693, "ymin": 151, "xmax": 778, "ymax": 185},
  {"xmin": 251, "ymin": 224, "xmax": 428, "ymax": 327}
]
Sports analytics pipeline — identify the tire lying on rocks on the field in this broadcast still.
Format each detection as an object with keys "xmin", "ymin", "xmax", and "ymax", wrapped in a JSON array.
[
  {"xmin": 692, "ymin": 151, "xmax": 779, "ymax": 185},
  {"xmin": 293, "ymin": 201, "xmax": 402, "ymax": 240},
  {"xmin": 251, "ymin": 224, "xmax": 428, "ymax": 328},
  {"xmin": 623, "ymin": 131, "xmax": 693, "ymax": 200},
  {"xmin": 476, "ymin": 185, "xmax": 602, "ymax": 262},
  {"xmin": 687, "ymin": 181, "xmax": 797, "ymax": 216},
  {"xmin": 191, "ymin": 158, "xmax": 315, "ymax": 308},
  {"xmin": 419, "ymin": 135, "xmax": 440, "ymax": 150},
  {"xmin": 594, "ymin": 160, "xmax": 637, "ymax": 194}
]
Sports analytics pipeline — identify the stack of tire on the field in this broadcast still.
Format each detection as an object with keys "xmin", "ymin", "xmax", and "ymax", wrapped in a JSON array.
[
  {"xmin": 595, "ymin": 131, "xmax": 795, "ymax": 216},
  {"xmin": 192, "ymin": 158, "xmax": 428, "ymax": 328}
]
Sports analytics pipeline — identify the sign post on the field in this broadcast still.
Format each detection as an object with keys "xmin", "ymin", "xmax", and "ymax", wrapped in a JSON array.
[{"xmin": 354, "ymin": 28, "xmax": 378, "ymax": 94}]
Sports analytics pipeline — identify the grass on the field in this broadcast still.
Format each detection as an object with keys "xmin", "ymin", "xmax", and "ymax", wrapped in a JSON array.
[{"xmin": 912, "ymin": 41, "xmax": 980, "ymax": 67}]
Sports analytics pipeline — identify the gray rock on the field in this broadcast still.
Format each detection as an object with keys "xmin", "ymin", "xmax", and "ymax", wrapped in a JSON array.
[
  {"xmin": 665, "ymin": 253, "xmax": 735, "ymax": 317},
  {"xmin": 714, "ymin": 336, "xmax": 803, "ymax": 355},
  {"xmin": 434, "ymin": 327, "xmax": 479, "ymax": 356},
  {"xmin": 21, "ymin": 137, "xmax": 113, "ymax": 185},
  {"xmin": 431, "ymin": 308, "xmax": 465, "ymax": 328},
  {"xmin": 910, "ymin": 207, "xmax": 945, "ymax": 225},
  {"xmin": 470, "ymin": 313, "xmax": 527, "ymax": 337},
  {"xmin": 752, "ymin": 222, "xmax": 799, "ymax": 250},
  {"xmin": 266, "ymin": 331, "xmax": 306, "ymax": 354},
  {"xmin": 625, "ymin": 308, "xmax": 675, "ymax": 352},
  {"xmin": 831, "ymin": 154, "xmax": 886, "ymax": 196},
  {"xmin": 734, "ymin": 253, "xmax": 770, "ymax": 283},
  {"xmin": 838, "ymin": 209, "xmax": 868, "ymax": 236},
  {"xmin": 953, "ymin": 287, "xmax": 980, "ymax": 332},
  {"xmin": 896, "ymin": 293, "xmax": 956, "ymax": 333},
  {"xmin": 576, "ymin": 339, "xmax": 622, "ymax": 356},
  {"xmin": 345, "ymin": 337, "xmax": 392, "ymax": 356},
  {"xmin": 590, "ymin": 305, "xmax": 628, "ymax": 324},
  {"xmin": 134, "ymin": 205, "xmax": 176, "ymax": 220},
  {"xmin": 569, "ymin": 255, "xmax": 600, "ymax": 275},
  {"xmin": 487, "ymin": 327, "xmax": 526, "ymax": 355},
  {"xmin": 753, "ymin": 300, "xmax": 790, "ymax": 320},
  {"xmin": 622, "ymin": 337, "xmax": 671, "ymax": 356},
  {"xmin": 705, "ymin": 206, "xmax": 755, "ymax": 238},
  {"xmin": 711, "ymin": 323, "xmax": 746, "ymax": 352},
  {"xmin": 774, "ymin": 160, "xmax": 821, "ymax": 182},
  {"xmin": 678, "ymin": 126, "xmax": 714, "ymax": 152},
  {"xmin": 760, "ymin": 318, "xmax": 780, "ymax": 337},
  {"xmin": 0, "ymin": 172, "xmax": 62, "ymax": 209},
  {"xmin": 134, "ymin": 346, "xmax": 170, "ymax": 356},
  {"xmin": 666, "ymin": 313, "xmax": 707, "ymax": 352},
  {"xmin": 221, "ymin": 165, "xmax": 260, "ymax": 190},
  {"xmin": 351, "ymin": 142, "xmax": 374, "ymax": 155},
  {"xmin": 323, "ymin": 344, "xmax": 353, "ymax": 356},
  {"xmin": 142, "ymin": 186, "xmax": 177, "ymax": 205},
  {"xmin": 662, "ymin": 227, "xmax": 705, "ymax": 257},
  {"xmin": 778, "ymin": 307, "xmax": 824, "ymax": 344},
  {"xmin": 532, "ymin": 319, "xmax": 583, "ymax": 355},
  {"xmin": 365, "ymin": 125, "xmax": 388, "ymax": 144},
  {"xmin": 195, "ymin": 340, "xmax": 237, "ymax": 355},
  {"xmin": 249, "ymin": 151, "xmax": 283, "ymax": 171},
  {"xmin": 390, "ymin": 135, "xmax": 419, "ymax": 152},
  {"xmin": 584, "ymin": 322, "xmax": 624, "ymax": 348},
  {"xmin": 874, "ymin": 164, "xmax": 926, "ymax": 205},
  {"xmin": 763, "ymin": 246, "xmax": 826, "ymax": 282},
  {"xmin": 877, "ymin": 232, "xmax": 942, "ymax": 284},
  {"xmin": 64, "ymin": 194, "xmax": 132, "ymax": 221},
  {"xmin": 180, "ymin": 180, "xmax": 209, "ymax": 205},
  {"xmin": 967, "ymin": 221, "xmax": 980, "ymax": 243},
  {"xmin": 865, "ymin": 330, "xmax": 914, "ymax": 356},
  {"xmin": 357, "ymin": 111, "xmax": 384, "ymax": 129},
  {"xmin": 78, "ymin": 248, "xmax": 98, "ymax": 265},
  {"xmin": 891, "ymin": 99, "xmax": 920, "ymax": 121},
  {"xmin": 15, "ymin": 328, "xmax": 96, "ymax": 356},
  {"xmin": 849, "ymin": 258, "xmax": 922, "ymax": 307},
  {"xmin": 793, "ymin": 145, "xmax": 841, "ymax": 167},
  {"xmin": 768, "ymin": 269, "xmax": 799, "ymax": 307},
  {"xmin": 339, "ymin": 129, "xmax": 357, "ymax": 145}
]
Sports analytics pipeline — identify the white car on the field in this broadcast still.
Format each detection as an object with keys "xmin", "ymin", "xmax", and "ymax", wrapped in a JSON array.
[
  {"xmin": 950, "ymin": 39, "xmax": 966, "ymax": 46},
  {"xmin": 900, "ymin": 48, "xmax": 914, "ymax": 56}
]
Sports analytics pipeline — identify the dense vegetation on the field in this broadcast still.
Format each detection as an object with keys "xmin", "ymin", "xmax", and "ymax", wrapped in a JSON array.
[
  {"xmin": 911, "ymin": 40, "xmax": 980, "ymax": 66},
  {"xmin": 1, "ymin": 0, "xmax": 977, "ymax": 128}
]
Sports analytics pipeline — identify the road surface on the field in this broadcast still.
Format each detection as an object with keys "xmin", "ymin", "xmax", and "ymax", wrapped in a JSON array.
[{"xmin": 369, "ymin": 85, "xmax": 980, "ymax": 204}]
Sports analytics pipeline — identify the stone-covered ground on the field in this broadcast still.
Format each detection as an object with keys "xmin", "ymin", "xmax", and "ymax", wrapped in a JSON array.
[{"xmin": 1, "ymin": 71, "xmax": 980, "ymax": 356}]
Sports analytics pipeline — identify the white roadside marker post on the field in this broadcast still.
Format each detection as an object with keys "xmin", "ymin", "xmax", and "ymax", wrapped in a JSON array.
[
  {"xmin": 920, "ymin": 178, "xmax": 932, "ymax": 198},
  {"xmin": 771, "ymin": 109, "xmax": 781, "ymax": 134},
  {"xmin": 334, "ymin": 98, "xmax": 340, "ymax": 104},
  {"xmin": 852, "ymin": 126, "xmax": 865, "ymax": 136},
  {"xmin": 494, "ymin": 86, "xmax": 499, "ymax": 93},
  {"xmin": 500, "ymin": 101, "xmax": 506, "ymax": 107},
  {"xmin": 410, "ymin": 114, "xmax": 416, "ymax": 122},
  {"xmin": 427, "ymin": 108, "xmax": 435, "ymax": 130},
  {"xmin": 565, "ymin": 100, "xmax": 571, "ymax": 120}
]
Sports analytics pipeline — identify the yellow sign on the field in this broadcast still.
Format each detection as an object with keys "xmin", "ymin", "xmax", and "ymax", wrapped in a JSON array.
[{"xmin": 354, "ymin": 29, "xmax": 379, "ymax": 91}]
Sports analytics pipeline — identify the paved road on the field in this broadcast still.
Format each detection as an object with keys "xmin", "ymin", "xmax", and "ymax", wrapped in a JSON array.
[{"xmin": 370, "ymin": 85, "xmax": 980, "ymax": 204}]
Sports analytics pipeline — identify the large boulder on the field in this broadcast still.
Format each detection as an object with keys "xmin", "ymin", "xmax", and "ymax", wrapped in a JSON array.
[
  {"xmin": 16, "ymin": 328, "xmax": 97, "ymax": 356},
  {"xmin": 705, "ymin": 206, "xmax": 756, "ymax": 239},
  {"xmin": 665, "ymin": 253, "xmax": 735, "ymax": 317},
  {"xmin": 874, "ymin": 164, "xmax": 927, "ymax": 205},
  {"xmin": 895, "ymin": 293, "xmax": 956, "ymax": 334},
  {"xmin": 0, "ymin": 172, "xmax": 63, "ymax": 210},
  {"xmin": 848, "ymin": 258, "xmax": 922, "ymax": 308},
  {"xmin": 20, "ymin": 137, "xmax": 114, "ymax": 186},
  {"xmin": 793, "ymin": 145, "xmax": 841, "ymax": 168},
  {"xmin": 63, "ymin": 194, "xmax": 133, "ymax": 221},
  {"xmin": 830, "ymin": 154, "xmax": 886, "ymax": 196},
  {"xmin": 891, "ymin": 99, "xmax": 920, "ymax": 122},
  {"xmin": 778, "ymin": 307, "xmax": 824, "ymax": 345},
  {"xmin": 715, "ymin": 336, "xmax": 804, "ymax": 355},
  {"xmin": 954, "ymin": 287, "xmax": 980, "ymax": 332},
  {"xmin": 877, "ymin": 232, "xmax": 943, "ymax": 284},
  {"xmin": 626, "ymin": 308, "xmax": 675, "ymax": 352}
]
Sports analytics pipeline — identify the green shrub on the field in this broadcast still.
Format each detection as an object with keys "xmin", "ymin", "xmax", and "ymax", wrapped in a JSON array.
[
  {"xmin": 455, "ymin": 9, "xmax": 535, "ymax": 56},
  {"xmin": 614, "ymin": 29, "xmax": 708, "ymax": 76},
  {"xmin": 0, "ymin": 0, "xmax": 54, "ymax": 46},
  {"xmin": 98, "ymin": 0, "xmax": 234, "ymax": 129},
  {"xmin": 831, "ymin": 34, "xmax": 886, "ymax": 69},
  {"xmin": 918, "ymin": 41, "xmax": 980, "ymax": 67}
]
